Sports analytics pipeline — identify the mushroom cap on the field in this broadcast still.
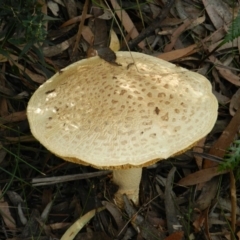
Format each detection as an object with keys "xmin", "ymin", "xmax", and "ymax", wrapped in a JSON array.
[{"xmin": 27, "ymin": 52, "xmax": 218, "ymax": 169}]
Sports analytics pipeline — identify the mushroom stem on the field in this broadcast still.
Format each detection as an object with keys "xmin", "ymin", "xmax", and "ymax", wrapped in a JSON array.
[{"xmin": 112, "ymin": 168, "xmax": 142, "ymax": 206}]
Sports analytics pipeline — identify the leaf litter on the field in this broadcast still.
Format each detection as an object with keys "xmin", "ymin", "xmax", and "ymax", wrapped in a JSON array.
[{"xmin": 0, "ymin": 0, "xmax": 240, "ymax": 239}]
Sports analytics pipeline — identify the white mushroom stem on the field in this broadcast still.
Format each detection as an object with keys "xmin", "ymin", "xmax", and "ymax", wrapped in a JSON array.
[{"xmin": 112, "ymin": 168, "xmax": 142, "ymax": 206}]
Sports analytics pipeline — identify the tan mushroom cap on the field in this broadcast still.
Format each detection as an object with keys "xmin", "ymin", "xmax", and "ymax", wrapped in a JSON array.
[{"xmin": 27, "ymin": 51, "xmax": 218, "ymax": 169}]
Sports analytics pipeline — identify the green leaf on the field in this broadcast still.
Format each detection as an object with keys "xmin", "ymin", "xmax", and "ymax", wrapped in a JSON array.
[
  {"xmin": 219, "ymin": 138, "xmax": 240, "ymax": 180},
  {"xmin": 221, "ymin": 11, "xmax": 240, "ymax": 46},
  {"xmin": 43, "ymin": 15, "xmax": 60, "ymax": 21},
  {"xmin": 19, "ymin": 40, "xmax": 35, "ymax": 58}
]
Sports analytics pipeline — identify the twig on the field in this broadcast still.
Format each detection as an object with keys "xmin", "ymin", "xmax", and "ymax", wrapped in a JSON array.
[
  {"xmin": 192, "ymin": 151, "xmax": 224, "ymax": 163},
  {"xmin": 165, "ymin": 167, "xmax": 182, "ymax": 234},
  {"xmin": 73, "ymin": 0, "xmax": 89, "ymax": 53},
  {"xmin": 230, "ymin": 170, "xmax": 236, "ymax": 239},
  {"xmin": 122, "ymin": 195, "xmax": 166, "ymax": 240},
  {"xmin": 32, "ymin": 170, "xmax": 111, "ymax": 186},
  {"xmin": 120, "ymin": 0, "xmax": 176, "ymax": 50}
]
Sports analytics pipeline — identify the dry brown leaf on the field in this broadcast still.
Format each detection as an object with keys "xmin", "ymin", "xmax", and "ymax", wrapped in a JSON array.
[
  {"xmin": 146, "ymin": 215, "xmax": 165, "ymax": 228},
  {"xmin": 164, "ymin": 15, "xmax": 205, "ymax": 52},
  {"xmin": 161, "ymin": 3, "xmax": 204, "ymax": 46},
  {"xmin": 39, "ymin": 0, "xmax": 47, "ymax": 15},
  {"xmin": 0, "ymin": 111, "xmax": 27, "ymax": 124},
  {"xmin": 48, "ymin": 222, "xmax": 70, "ymax": 230},
  {"xmin": 224, "ymin": 233, "xmax": 231, "ymax": 240},
  {"xmin": 42, "ymin": 189, "xmax": 52, "ymax": 211},
  {"xmin": 208, "ymin": 38, "xmax": 239, "ymax": 52},
  {"xmin": 178, "ymin": 167, "xmax": 228, "ymax": 186},
  {"xmin": 61, "ymin": 207, "xmax": 105, "ymax": 240},
  {"xmin": 192, "ymin": 208, "xmax": 210, "ymax": 234},
  {"xmin": 193, "ymin": 214, "xmax": 205, "ymax": 233},
  {"xmin": 164, "ymin": 231, "xmax": 184, "ymax": 240},
  {"xmin": 75, "ymin": 231, "xmax": 111, "ymax": 240},
  {"xmin": 193, "ymin": 95, "xmax": 240, "ymax": 210},
  {"xmin": 202, "ymin": 0, "xmax": 232, "ymax": 28},
  {"xmin": 158, "ymin": 44, "xmax": 198, "ymax": 61},
  {"xmin": 212, "ymin": 68, "xmax": 228, "ymax": 95},
  {"xmin": 212, "ymin": 89, "xmax": 230, "ymax": 105},
  {"xmin": 0, "ymin": 70, "xmax": 9, "ymax": 117},
  {"xmin": 53, "ymin": 0, "xmax": 65, "ymax": 7},
  {"xmin": 229, "ymin": 170, "xmax": 237, "ymax": 233},
  {"xmin": 102, "ymin": 201, "xmax": 125, "ymax": 231},
  {"xmin": 209, "ymin": 55, "xmax": 240, "ymax": 86},
  {"xmin": 0, "ymin": 201, "xmax": 16, "ymax": 230},
  {"xmin": 165, "ymin": 167, "xmax": 182, "ymax": 235},
  {"xmin": 97, "ymin": 9, "xmax": 112, "ymax": 20},
  {"xmin": 0, "ymin": 54, "xmax": 8, "ymax": 62},
  {"xmin": 63, "ymin": 0, "xmax": 77, "ymax": 19},
  {"xmin": 12, "ymin": 62, "xmax": 46, "ymax": 84},
  {"xmin": 164, "ymin": 19, "xmax": 193, "ymax": 52},
  {"xmin": 73, "ymin": 0, "xmax": 89, "ymax": 53},
  {"xmin": 206, "ymin": 27, "xmax": 226, "ymax": 45},
  {"xmin": 19, "ymin": 209, "xmax": 41, "ymax": 238},
  {"xmin": 189, "ymin": 15, "xmax": 206, "ymax": 29},
  {"xmin": 204, "ymin": 207, "xmax": 211, "ymax": 239},
  {"xmin": 110, "ymin": 0, "xmax": 145, "ymax": 49},
  {"xmin": 238, "ymin": 36, "xmax": 240, "ymax": 54},
  {"xmin": 0, "ymin": 190, "xmax": 16, "ymax": 231},
  {"xmin": 0, "ymin": 54, "xmax": 18, "ymax": 62},
  {"xmin": 199, "ymin": 96, "xmax": 240, "ymax": 198},
  {"xmin": 5, "ymin": 135, "xmax": 35, "ymax": 143},
  {"xmin": 0, "ymin": 148, "xmax": 7, "ymax": 165},
  {"xmin": 229, "ymin": 88, "xmax": 240, "ymax": 116},
  {"xmin": 43, "ymin": 36, "xmax": 75, "ymax": 57},
  {"xmin": 157, "ymin": 26, "xmax": 226, "ymax": 61},
  {"xmin": 160, "ymin": 17, "xmax": 183, "ymax": 27},
  {"xmin": 47, "ymin": 1, "xmax": 59, "ymax": 16},
  {"xmin": 218, "ymin": 197, "xmax": 240, "ymax": 215},
  {"xmin": 195, "ymin": 177, "xmax": 219, "ymax": 210},
  {"xmin": 81, "ymin": 26, "xmax": 94, "ymax": 45},
  {"xmin": 92, "ymin": 6, "xmax": 108, "ymax": 48},
  {"xmin": 109, "ymin": 29, "xmax": 120, "ymax": 52},
  {"xmin": 60, "ymin": 14, "xmax": 92, "ymax": 28},
  {"xmin": 149, "ymin": 0, "xmax": 161, "ymax": 19},
  {"xmin": 193, "ymin": 138, "xmax": 206, "ymax": 169}
]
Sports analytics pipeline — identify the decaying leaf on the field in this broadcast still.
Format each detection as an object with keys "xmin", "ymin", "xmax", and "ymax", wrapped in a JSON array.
[
  {"xmin": 178, "ymin": 167, "xmax": 228, "ymax": 186},
  {"xmin": 11, "ymin": 62, "xmax": 46, "ymax": 84},
  {"xmin": 47, "ymin": 0, "xmax": 59, "ymax": 16},
  {"xmin": 209, "ymin": 56, "xmax": 240, "ymax": 86},
  {"xmin": 0, "ymin": 191, "xmax": 16, "ymax": 232},
  {"xmin": 63, "ymin": 0, "xmax": 77, "ymax": 19},
  {"xmin": 165, "ymin": 167, "xmax": 182, "ymax": 235},
  {"xmin": 202, "ymin": 0, "xmax": 232, "ymax": 28},
  {"xmin": 95, "ymin": 47, "xmax": 121, "ymax": 65},
  {"xmin": 229, "ymin": 88, "xmax": 240, "ymax": 116},
  {"xmin": 60, "ymin": 207, "xmax": 105, "ymax": 240},
  {"xmin": 43, "ymin": 36, "xmax": 75, "ymax": 57},
  {"xmin": 97, "ymin": 9, "xmax": 112, "ymax": 20},
  {"xmin": 109, "ymin": 29, "xmax": 120, "ymax": 52},
  {"xmin": 109, "ymin": 0, "xmax": 145, "ymax": 49},
  {"xmin": 123, "ymin": 195, "xmax": 166, "ymax": 240},
  {"xmin": 60, "ymin": 14, "xmax": 93, "ymax": 28},
  {"xmin": 164, "ymin": 231, "xmax": 184, "ymax": 240},
  {"xmin": 0, "ymin": 111, "xmax": 27, "ymax": 124}
]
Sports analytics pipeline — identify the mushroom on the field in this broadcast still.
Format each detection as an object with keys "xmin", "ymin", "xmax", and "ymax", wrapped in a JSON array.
[{"xmin": 27, "ymin": 51, "xmax": 218, "ymax": 206}]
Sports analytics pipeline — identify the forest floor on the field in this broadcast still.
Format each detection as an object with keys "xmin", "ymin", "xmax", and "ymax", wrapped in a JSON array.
[{"xmin": 1, "ymin": 0, "xmax": 240, "ymax": 239}]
